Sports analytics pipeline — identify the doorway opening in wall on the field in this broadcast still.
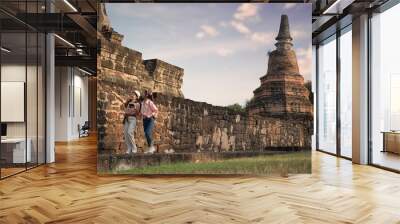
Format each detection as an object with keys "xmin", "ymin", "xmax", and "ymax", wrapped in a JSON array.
[
  {"xmin": 54, "ymin": 66, "xmax": 96, "ymax": 146},
  {"xmin": 50, "ymin": 0, "xmax": 98, "ymax": 151}
]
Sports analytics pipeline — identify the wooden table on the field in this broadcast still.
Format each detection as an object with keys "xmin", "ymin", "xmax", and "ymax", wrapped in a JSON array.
[{"xmin": 382, "ymin": 131, "xmax": 400, "ymax": 154}]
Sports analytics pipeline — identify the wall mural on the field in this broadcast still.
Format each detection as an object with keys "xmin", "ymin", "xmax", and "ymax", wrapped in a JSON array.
[{"xmin": 97, "ymin": 3, "xmax": 313, "ymax": 175}]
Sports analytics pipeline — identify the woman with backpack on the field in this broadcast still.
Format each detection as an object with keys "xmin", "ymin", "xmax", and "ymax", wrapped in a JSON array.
[
  {"xmin": 141, "ymin": 90, "xmax": 158, "ymax": 154},
  {"xmin": 123, "ymin": 90, "xmax": 141, "ymax": 154}
]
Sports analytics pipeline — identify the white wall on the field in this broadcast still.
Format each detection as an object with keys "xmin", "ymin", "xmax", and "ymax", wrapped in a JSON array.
[
  {"xmin": 54, "ymin": 67, "xmax": 89, "ymax": 141},
  {"xmin": 55, "ymin": 66, "xmax": 70, "ymax": 141},
  {"xmin": 1, "ymin": 63, "xmax": 46, "ymax": 164},
  {"xmin": 1, "ymin": 65, "xmax": 33, "ymax": 138},
  {"xmin": 1, "ymin": 64, "xmax": 25, "ymax": 81}
]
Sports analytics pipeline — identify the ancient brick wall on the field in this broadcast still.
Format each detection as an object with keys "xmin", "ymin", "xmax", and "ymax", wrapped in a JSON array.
[
  {"xmin": 97, "ymin": 36, "xmax": 184, "ymax": 98},
  {"xmin": 156, "ymin": 95, "xmax": 312, "ymax": 152},
  {"xmin": 98, "ymin": 89, "xmax": 312, "ymax": 153},
  {"xmin": 97, "ymin": 32, "xmax": 312, "ymax": 153}
]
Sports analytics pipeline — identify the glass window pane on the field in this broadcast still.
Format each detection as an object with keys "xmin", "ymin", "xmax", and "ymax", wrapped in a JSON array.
[
  {"xmin": 27, "ymin": 31, "xmax": 38, "ymax": 168},
  {"xmin": 340, "ymin": 28, "xmax": 352, "ymax": 158},
  {"xmin": 318, "ymin": 36, "xmax": 337, "ymax": 154},
  {"xmin": 1, "ymin": 0, "xmax": 47, "ymax": 179},
  {"xmin": 371, "ymin": 4, "xmax": 400, "ymax": 171},
  {"xmin": 38, "ymin": 33, "xmax": 45, "ymax": 165},
  {"xmin": 312, "ymin": 45, "xmax": 317, "ymax": 150},
  {"xmin": 1, "ymin": 31, "xmax": 27, "ymax": 177}
]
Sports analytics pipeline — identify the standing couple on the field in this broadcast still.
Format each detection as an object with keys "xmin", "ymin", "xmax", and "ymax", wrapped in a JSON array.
[{"xmin": 123, "ymin": 90, "xmax": 158, "ymax": 154}]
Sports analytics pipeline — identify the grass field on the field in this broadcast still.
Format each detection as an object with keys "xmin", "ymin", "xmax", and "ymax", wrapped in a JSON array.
[{"xmin": 116, "ymin": 151, "xmax": 311, "ymax": 175}]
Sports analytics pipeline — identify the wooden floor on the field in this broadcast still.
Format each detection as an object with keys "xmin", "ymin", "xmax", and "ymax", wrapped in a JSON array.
[
  {"xmin": 373, "ymin": 150, "xmax": 400, "ymax": 171},
  {"xmin": 1, "ymin": 136, "xmax": 400, "ymax": 224},
  {"xmin": 1, "ymin": 167, "xmax": 26, "ymax": 178}
]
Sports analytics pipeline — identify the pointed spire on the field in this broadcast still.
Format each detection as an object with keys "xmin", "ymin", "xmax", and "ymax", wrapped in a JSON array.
[
  {"xmin": 274, "ymin": 14, "xmax": 293, "ymax": 51},
  {"xmin": 276, "ymin": 15, "xmax": 292, "ymax": 41}
]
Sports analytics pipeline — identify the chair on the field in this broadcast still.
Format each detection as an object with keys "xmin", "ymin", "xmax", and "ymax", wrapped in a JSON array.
[{"xmin": 79, "ymin": 121, "xmax": 90, "ymax": 138}]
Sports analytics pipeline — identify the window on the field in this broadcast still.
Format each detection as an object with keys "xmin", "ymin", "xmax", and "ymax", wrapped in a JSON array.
[
  {"xmin": 0, "ymin": 1, "xmax": 46, "ymax": 179},
  {"xmin": 339, "ymin": 27, "xmax": 352, "ymax": 158},
  {"xmin": 370, "ymin": 3, "xmax": 400, "ymax": 171},
  {"xmin": 317, "ymin": 35, "xmax": 337, "ymax": 154}
]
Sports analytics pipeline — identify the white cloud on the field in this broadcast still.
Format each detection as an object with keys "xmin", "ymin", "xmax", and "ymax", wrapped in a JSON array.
[
  {"xmin": 234, "ymin": 3, "xmax": 258, "ymax": 21},
  {"xmin": 284, "ymin": 3, "xmax": 297, "ymax": 9},
  {"xmin": 296, "ymin": 47, "xmax": 312, "ymax": 80},
  {"xmin": 291, "ymin": 29, "xmax": 308, "ymax": 40},
  {"xmin": 296, "ymin": 47, "xmax": 311, "ymax": 58},
  {"xmin": 196, "ymin": 25, "xmax": 219, "ymax": 39},
  {"xmin": 201, "ymin": 25, "xmax": 219, "ymax": 36},
  {"xmin": 219, "ymin": 21, "xmax": 228, "ymax": 28},
  {"xmin": 231, "ymin": 20, "xmax": 250, "ymax": 34},
  {"xmin": 250, "ymin": 32, "xmax": 274, "ymax": 44},
  {"xmin": 196, "ymin": 32, "xmax": 205, "ymax": 39},
  {"xmin": 216, "ymin": 48, "xmax": 234, "ymax": 57},
  {"xmin": 230, "ymin": 20, "xmax": 273, "ymax": 45},
  {"xmin": 144, "ymin": 38, "xmax": 266, "ymax": 62}
]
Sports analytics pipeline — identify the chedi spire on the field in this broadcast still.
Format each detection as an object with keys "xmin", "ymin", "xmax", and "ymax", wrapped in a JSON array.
[
  {"xmin": 275, "ymin": 15, "xmax": 293, "ymax": 51},
  {"xmin": 247, "ymin": 14, "xmax": 313, "ymax": 117}
]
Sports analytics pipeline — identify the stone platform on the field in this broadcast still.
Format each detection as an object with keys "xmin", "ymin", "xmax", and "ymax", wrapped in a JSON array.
[{"xmin": 97, "ymin": 149, "xmax": 309, "ymax": 172}]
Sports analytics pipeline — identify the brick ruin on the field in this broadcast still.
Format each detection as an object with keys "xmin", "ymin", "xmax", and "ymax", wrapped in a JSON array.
[
  {"xmin": 97, "ymin": 13, "xmax": 313, "ymax": 154},
  {"xmin": 247, "ymin": 15, "xmax": 313, "ymax": 117}
]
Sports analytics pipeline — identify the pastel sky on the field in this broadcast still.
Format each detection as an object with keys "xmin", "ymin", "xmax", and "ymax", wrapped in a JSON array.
[{"xmin": 106, "ymin": 3, "xmax": 311, "ymax": 106}]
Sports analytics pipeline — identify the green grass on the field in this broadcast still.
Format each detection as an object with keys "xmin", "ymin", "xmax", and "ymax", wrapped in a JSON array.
[{"xmin": 115, "ymin": 151, "xmax": 311, "ymax": 175}]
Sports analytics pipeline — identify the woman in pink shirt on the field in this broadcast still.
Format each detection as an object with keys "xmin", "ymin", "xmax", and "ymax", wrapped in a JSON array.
[{"xmin": 141, "ymin": 91, "xmax": 158, "ymax": 154}]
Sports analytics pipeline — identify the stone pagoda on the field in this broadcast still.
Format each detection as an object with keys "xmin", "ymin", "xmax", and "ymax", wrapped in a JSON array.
[{"xmin": 248, "ymin": 15, "xmax": 313, "ymax": 118}]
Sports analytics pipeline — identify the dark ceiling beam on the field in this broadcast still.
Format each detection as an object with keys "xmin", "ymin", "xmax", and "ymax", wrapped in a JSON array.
[
  {"xmin": 0, "ymin": 8, "xmax": 37, "ymax": 31},
  {"xmin": 0, "ymin": 19, "xmax": 27, "ymax": 32},
  {"xmin": 10, "ymin": 13, "xmax": 82, "ymax": 32},
  {"xmin": 312, "ymin": 15, "xmax": 335, "ymax": 33},
  {"xmin": 67, "ymin": 13, "xmax": 97, "ymax": 38},
  {"xmin": 86, "ymin": 0, "xmax": 98, "ymax": 12},
  {"xmin": 55, "ymin": 47, "xmax": 97, "ymax": 57},
  {"xmin": 7, "ymin": 12, "xmax": 97, "ymax": 47},
  {"xmin": 55, "ymin": 55, "xmax": 96, "ymax": 68},
  {"xmin": 312, "ymin": 0, "xmax": 391, "ymax": 41}
]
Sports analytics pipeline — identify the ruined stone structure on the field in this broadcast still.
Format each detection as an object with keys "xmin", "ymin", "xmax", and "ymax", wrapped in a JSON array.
[
  {"xmin": 247, "ymin": 15, "xmax": 313, "ymax": 117},
  {"xmin": 98, "ymin": 27, "xmax": 184, "ymax": 98},
  {"xmin": 97, "ymin": 13, "xmax": 313, "ymax": 154}
]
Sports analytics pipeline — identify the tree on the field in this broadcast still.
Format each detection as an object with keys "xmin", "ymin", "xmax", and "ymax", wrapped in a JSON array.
[
  {"xmin": 304, "ymin": 81, "xmax": 313, "ymax": 104},
  {"xmin": 245, "ymin": 97, "xmax": 254, "ymax": 109},
  {"xmin": 227, "ymin": 103, "xmax": 245, "ymax": 113}
]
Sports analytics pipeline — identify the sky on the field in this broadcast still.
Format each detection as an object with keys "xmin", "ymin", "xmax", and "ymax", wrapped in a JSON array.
[{"xmin": 106, "ymin": 3, "xmax": 312, "ymax": 106}]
